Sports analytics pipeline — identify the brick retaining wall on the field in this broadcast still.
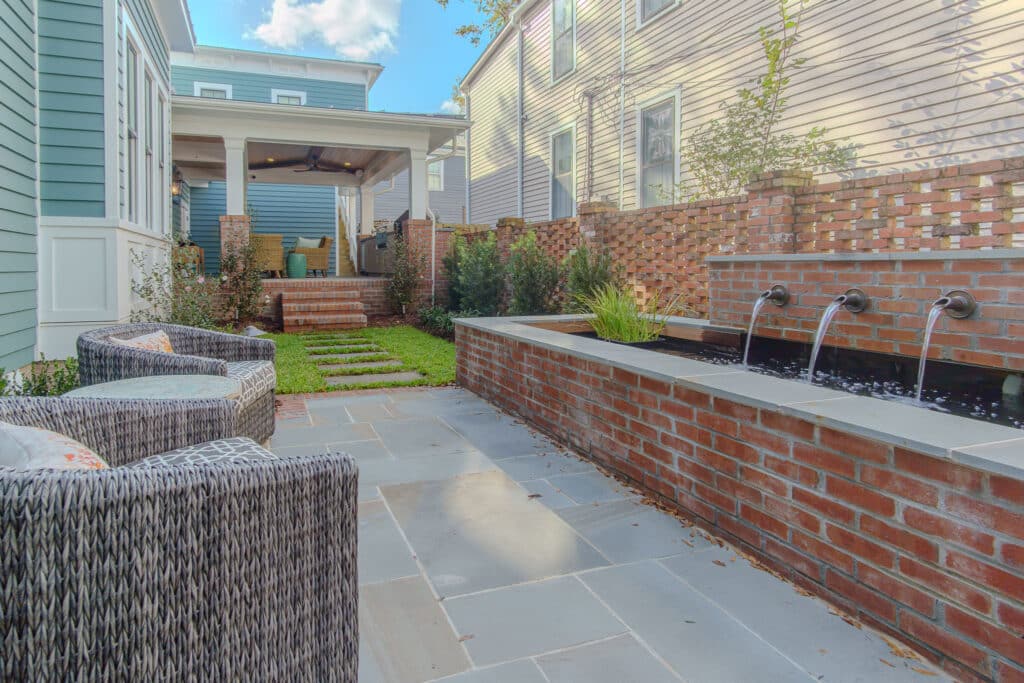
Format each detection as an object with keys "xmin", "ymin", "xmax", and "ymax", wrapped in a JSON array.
[{"xmin": 457, "ymin": 323, "xmax": 1024, "ymax": 682}]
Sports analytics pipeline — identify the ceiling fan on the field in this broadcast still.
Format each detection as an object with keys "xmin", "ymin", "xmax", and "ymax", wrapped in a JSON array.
[{"xmin": 249, "ymin": 146, "xmax": 364, "ymax": 178}]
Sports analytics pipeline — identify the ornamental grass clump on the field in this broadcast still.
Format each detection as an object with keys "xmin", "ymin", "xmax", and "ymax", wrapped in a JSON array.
[{"xmin": 583, "ymin": 285, "xmax": 676, "ymax": 343}]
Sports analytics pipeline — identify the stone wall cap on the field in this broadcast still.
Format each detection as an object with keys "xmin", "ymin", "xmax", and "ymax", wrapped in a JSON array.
[{"xmin": 707, "ymin": 249, "xmax": 1024, "ymax": 263}]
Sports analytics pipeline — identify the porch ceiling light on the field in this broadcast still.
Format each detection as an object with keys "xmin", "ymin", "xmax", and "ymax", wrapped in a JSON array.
[{"xmin": 266, "ymin": 157, "xmax": 275, "ymax": 163}]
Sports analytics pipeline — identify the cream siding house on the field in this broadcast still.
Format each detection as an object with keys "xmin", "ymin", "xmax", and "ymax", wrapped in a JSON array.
[{"xmin": 461, "ymin": 0, "xmax": 1024, "ymax": 225}]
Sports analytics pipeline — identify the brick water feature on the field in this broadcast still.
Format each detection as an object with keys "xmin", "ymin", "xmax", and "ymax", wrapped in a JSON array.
[{"xmin": 456, "ymin": 317, "xmax": 1024, "ymax": 682}]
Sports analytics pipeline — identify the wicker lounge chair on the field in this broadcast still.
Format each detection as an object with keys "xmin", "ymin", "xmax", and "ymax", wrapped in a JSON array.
[
  {"xmin": 0, "ymin": 396, "xmax": 358, "ymax": 681},
  {"xmin": 77, "ymin": 323, "xmax": 277, "ymax": 443},
  {"xmin": 292, "ymin": 236, "xmax": 333, "ymax": 277},
  {"xmin": 253, "ymin": 233, "xmax": 285, "ymax": 277}
]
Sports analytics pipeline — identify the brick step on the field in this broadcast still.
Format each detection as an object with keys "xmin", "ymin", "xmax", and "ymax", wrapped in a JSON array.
[
  {"xmin": 280, "ymin": 289, "xmax": 361, "ymax": 301},
  {"xmin": 283, "ymin": 313, "xmax": 368, "ymax": 333},
  {"xmin": 283, "ymin": 301, "xmax": 365, "ymax": 314}
]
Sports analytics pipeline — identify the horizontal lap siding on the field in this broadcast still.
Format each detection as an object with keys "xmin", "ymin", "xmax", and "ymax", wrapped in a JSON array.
[
  {"xmin": 170, "ymin": 66, "xmax": 367, "ymax": 110},
  {"xmin": 38, "ymin": 0, "xmax": 104, "ymax": 217},
  {"xmin": 189, "ymin": 182, "xmax": 338, "ymax": 275},
  {"xmin": 467, "ymin": 0, "xmax": 1024, "ymax": 215},
  {"xmin": 467, "ymin": 34, "xmax": 519, "ymax": 225},
  {"xmin": 0, "ymin": 0, "xmax": 37, "ymax": 369},
  {"xmin": 374, "ymin": 156, "xmax": 467, "ymax": 224}
]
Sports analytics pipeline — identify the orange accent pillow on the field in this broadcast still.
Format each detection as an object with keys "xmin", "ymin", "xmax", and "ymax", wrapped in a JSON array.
[
  {"xmin": 0, "ymin": 422, "xmax": 110, "ymax": 471},
  {"xmin": 109, "ymin": 330, "xmax": 174, "ymax": 353}
]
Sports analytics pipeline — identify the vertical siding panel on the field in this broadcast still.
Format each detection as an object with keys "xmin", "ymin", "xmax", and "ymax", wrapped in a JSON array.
[{"xmin": 0, "ymin": 0, "xmax": 36, "ymax": 368}]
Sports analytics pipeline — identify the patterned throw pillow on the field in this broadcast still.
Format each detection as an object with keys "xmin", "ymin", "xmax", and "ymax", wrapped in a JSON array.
[
  {"xmin": 109, "ymin": 330, "xmax": 174, "ymax": 353},
  {"xmin": 0, "ymin": 422, "xmax": 110, "ymax": 471},
  {"xmin": 295, "ymin": 236, "xmax": 322, "ymax": 249}
]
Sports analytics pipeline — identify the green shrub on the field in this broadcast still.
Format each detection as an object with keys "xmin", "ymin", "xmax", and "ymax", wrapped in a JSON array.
[
  {"xmin": 218, "ymin": 237, "xmax": 266, "ymax": 325},
  {"xmin": 455, "ymin": 233, "xmax": 504, "ymax": 316},
  {"xmin": 582, "ymin": 285, "xmax": 673, "ymax": 343},
  {"xmin": 418, "ymin": 305, "xmax": 480, "ymax": 339},
  {"xmin": 564, "ymin": 244, "xmax": 618, "ymax": 312},
  {"xmin": 386, "ymin": 236, "xmax": 426, "ymax": 315},
  {"xmin": 442, "ymin": 235, "xmax": 463, "ymax": 311},
  {"xmin": 131, "ymin": 246, "xmax": 221, "ymax": 329},
  {"xmin": 506, "ymin": 231, "xmax": 562, "ymax": 315},
  {"xmin": 1, "ymin": 355, "xmax": 81, "ymax": 397}
]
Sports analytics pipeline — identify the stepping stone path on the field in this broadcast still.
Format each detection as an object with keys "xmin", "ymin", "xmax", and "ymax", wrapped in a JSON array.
[{"xmin": 300, "ymin": 334, "xmax": 425, "ymax": 389}]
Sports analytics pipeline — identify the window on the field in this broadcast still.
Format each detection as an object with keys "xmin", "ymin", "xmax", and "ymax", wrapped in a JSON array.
[
  {"xmin": 428, "ymin": 161, "xmax": 444, "ymax": 192},
  {"xmin": 126, "ymin": 43, "xmax": 138, "ymax": 223},
  {"xmin": 639, "ymin": 0, "xmax": 674, "ymax": 24},
  {"xmin": 551, "ymin": 0, "xmax": 575, "ymax": 82},
  {"xmin": 550, "ymin": 128, "xmax": 574, "ymax": 219},
  {"xmin": 194, "ymin": 82, "xmax": 232, "ymax": 99},
  {"xmin": 125, "ymin": 17, "xmax": 171, "ymax": 235},
  {"xmin": 639, "ymin": 97, "xmax": 676, "ymax": 208},
  {"xmin": 272, "ymin": 89, "xmax": 307, "ymax": 105}
]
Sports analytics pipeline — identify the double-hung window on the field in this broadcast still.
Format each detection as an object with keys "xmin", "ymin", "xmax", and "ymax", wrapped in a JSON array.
[
  {"xmin": 551, "ymin": 0, "xmax": 575, "ymax": 82},
  {"xmin": 550, "ymin": 128, "xmax": 575, "ymax": 219},
  {"xmin": 125, "ymin": 17, "xmax": 171, "ymax": 235},
  {"xmin": 428, "ymin": 161, "xmax": 444, "ymax": 192},
  {"xmin": 194, "ymin": 82, "xmax": 232, "ymax": 99},
  {"xmin": 272, "ymin": 89, "xmax": 307, "ymax": 105},
  {"xmin": 640, "ymin": 0, "xmax": 674, "ymax": 24},
  {"xmin": 639, "ymin": 97, "xmax": 676, "ymax": 208}
]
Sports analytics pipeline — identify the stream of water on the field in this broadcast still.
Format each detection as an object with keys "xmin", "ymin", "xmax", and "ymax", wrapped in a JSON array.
[{"xmin": 807, "ymin": 299, "xmax": 845, "ymax": 382}]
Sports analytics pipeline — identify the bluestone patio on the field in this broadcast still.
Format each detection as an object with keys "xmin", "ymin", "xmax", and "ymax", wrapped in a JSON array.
[{"xmin": 272, "ymin": 388, "xmax": 946, "ymax": 682}]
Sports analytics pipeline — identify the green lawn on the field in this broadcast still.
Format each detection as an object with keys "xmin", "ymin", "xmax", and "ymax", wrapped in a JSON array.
[{"xmin": 267, "ymin": 325, "xmax": 455, "ymax": 394}]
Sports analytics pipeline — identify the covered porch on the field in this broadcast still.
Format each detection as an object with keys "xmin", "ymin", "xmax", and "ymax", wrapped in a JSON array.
[{"xmin": 170, "ymin": 97, "xmax": 469, "ymax": 278}]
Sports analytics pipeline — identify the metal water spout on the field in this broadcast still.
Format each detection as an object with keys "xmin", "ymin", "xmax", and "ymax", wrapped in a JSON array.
[
  {"xmin": 742, "ymin": 285, "xmax": 789, "ymax": 367},
  {"xmin": 807, "ymin": 289, "xmax": 869, "ymax": 382},
  {"xmin": 916, "ymin": 290, "xmax": 977, "ymax": 401}
]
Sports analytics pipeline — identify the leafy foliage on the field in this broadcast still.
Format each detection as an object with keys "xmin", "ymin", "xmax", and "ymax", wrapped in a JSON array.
[
  {"xmin": 582, "ymin": 285, "xmax": 675, "ymax": 344},
  {"xmin": 506, "ymin": 231, "xmax": 562, "ymax": 315},
  {"xmin": 442, "ymin": 235, "xmax": 464, "ymax": 310},
  {"xmin": 1, "ymin": 355, "xmax": 80, "ymax": 396},
  {"xmin": 386, "ymin": 236, "xmax": 426, "ymax": 315},
  {"xmin": 130, "ymin": 246, "xmax": 220, "ymax": 329},
  {"xmin": 435, "ymin": 0, "xmax": 517, "ymax": 45},
  {"xmin": 564, "ymin": 244, "xmax": 619, "ymax": 313},
  {"xmin": 219, "ymin": 238, "xmax": 266, "ymax": 326},
  {"xmin": 418, "ymin": 306, "xmax": 480, "ymax": 340},
  {"xmin": 454, "ymin": 233, "xmax": 505, "ymax": 316},
  {"xmin": 680, "ymin": 0, "xmax": 855, "ymax": 199}
]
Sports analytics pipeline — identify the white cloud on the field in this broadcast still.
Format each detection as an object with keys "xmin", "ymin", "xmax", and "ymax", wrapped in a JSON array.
[
  {"xmin": 439, "ymin": 99, "xmax": 463, "ymax": 115},
  {"xmin": 253, "ymin": 0, "xmax": 401, "ymax": 61}
]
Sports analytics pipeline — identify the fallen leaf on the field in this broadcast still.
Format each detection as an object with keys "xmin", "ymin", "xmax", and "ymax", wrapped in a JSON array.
[
  {"xmin": 818, "ymin": 649, "xmax": 828, "ymax": 654},
  {"xmin": 879, "ymin": 659, "xmax": 896, "ymax": 668},
  {"xmin": 910, "ymin": 667, "xmax": 938, "ymax": 677},
  {"xmin": 458, "ymin": 634, "xmax": 475, "ymax": 642},
  {"xmin": 684, "ymin": 620, "xmax": 696, "ymax": 624},
  {"xmin": 631, "ymin": 523, "xmax": 640, "ymax": 527},
  {"xmin": 713, "ymin": 560, "xmax": 727, "ymax": 567},
  {"xmin": 527, "ymin": 494, "xmax": 542, "ymax": 499}
]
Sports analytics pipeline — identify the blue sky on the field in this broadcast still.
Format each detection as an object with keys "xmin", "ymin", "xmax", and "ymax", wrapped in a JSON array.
[{"xmin": 187, "ymin": 0, "xmax": 490, "ymax": 114}]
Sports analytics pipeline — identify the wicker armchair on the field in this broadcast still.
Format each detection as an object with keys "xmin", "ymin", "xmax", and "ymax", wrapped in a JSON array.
[
  {"xmin": 77, "ymin": 323, "xmax": 277, "ymax": 442},
  {"xmin": 252, "ymin": 233, "xmax": 285, "ymax": 277},
  {"xmin": 292, "ymin": 236, "xmax": 333, "ymax": 277},
  {"xmin": 0, "ymin": 397, "xmax": 358, "ymax": 682}
]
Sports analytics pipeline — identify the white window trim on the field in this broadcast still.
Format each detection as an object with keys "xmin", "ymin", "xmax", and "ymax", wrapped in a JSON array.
[
  {"xmin": 550, "ymin": 0, "xmax": 577, "ymax": 85},
  {"xmin": 636, "ymin": 0, "xmax": 679, "ymax": 31},
  {"xmin": 194, "ymin": 81, "xmax": 233, "ymax": 99},
  {"xmin": 123, "ymin": 12, "xmax": 171, "ymax": 236},
  {"xmin": 272, "ymin": 88, "xmax": 307, "ymax": 105},
  {"xmin": 427, "ymin": 160, "xmax": 445, "ymax": 192},
  {"xmin": 548, "ymin": 122, "xmax": 577, "ymax": 220},
  {"xmin": 635, "ymin": 89, "xmax": 681, "ymax": 209}
]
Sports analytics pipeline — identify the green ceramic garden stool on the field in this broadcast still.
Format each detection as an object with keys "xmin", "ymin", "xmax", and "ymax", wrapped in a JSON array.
[{"xmin": 287, "ymin": 252, "xmax": 307, "ymax": 279}]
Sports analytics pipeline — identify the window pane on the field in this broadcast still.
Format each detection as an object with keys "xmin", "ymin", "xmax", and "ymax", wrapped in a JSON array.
[
  {"xmin": 200, "ymin": 88, "xmax": 227, "ymax": 99},
  {"xmin": 277, "ymin": 95, "xmax": 302, "ymax": 105},
  {"xmin": 428, "ymin": 161, "xmax": 443, "ymax": 191},
  {"xmin": 641, "ymin": 99, "xmax": 675, "ymax": 207},
  {"xmin": 552, "ymin": 0, "xmax": 574, "ymax": 80},
  {"xmin": 551, "ymin": 130, "xmax": 574, "ymax": 219},
  {"xmin": 127, "ymin": 45, "xmax": 138, "ymax": 222},
  {"xmin": 642, "ymin": 0, "xmax": 673, "ymax": 22}
]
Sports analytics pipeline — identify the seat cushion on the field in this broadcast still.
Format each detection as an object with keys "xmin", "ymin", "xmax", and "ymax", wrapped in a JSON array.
[
  {"xmin": 109, "ymin": 330, "xmax": 174, "ymax": 353},
  {"xmin": 0, "ymin": 421, "xmax": 110, "ymax": 471},
  {"xmin": 226, "ymin": 360, "xmax": 276, "ymax": 406},
  {"xmin": 295, "ymin": 236, "xmax": 321, "ymax": 249},
  {"xmin": 127, "ymin": 437, "xmax": 278, "ymax": 468}
]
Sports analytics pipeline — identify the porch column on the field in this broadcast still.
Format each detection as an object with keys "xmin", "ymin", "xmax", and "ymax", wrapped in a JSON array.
[
  {"xmin": 224, "ymin": 137, "xmax": 248, "ymax": 215},
  {"xmin": 409, "ymin": 146, "xmax": 428, "ymax": 220},
  {"xmin": 360, "ymin": 185, "xmax": 375, "ymax": 234}
]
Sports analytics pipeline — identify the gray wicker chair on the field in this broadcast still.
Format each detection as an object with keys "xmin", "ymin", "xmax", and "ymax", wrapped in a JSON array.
[
  {"xmin": 0, "ymin": 397, "xmax": 358, "ymax": 682},
  {"xmin": 77, "ymin": 323, "xmax": 277, "ymax": 443}
]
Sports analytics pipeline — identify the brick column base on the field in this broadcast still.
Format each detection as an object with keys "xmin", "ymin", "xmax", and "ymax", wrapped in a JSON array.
[{"xmin": 220, "ymin": 215, "xmax": 251, "ymax": 259}]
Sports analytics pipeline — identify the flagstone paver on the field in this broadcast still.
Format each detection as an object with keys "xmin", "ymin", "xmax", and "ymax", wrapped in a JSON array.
[
  {"xmin": 326, "ymin": 371, "xmax": 423, "ymax": 386},
  {"xmin": 272, "ymin": 388, "xmax": 947, "ymax": 683}
]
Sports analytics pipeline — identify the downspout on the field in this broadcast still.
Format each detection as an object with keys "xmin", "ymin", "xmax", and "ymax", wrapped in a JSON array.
[
  {"xmin": 517, "ymin": 18, "xmax": 525, "ymax": 218},
  {"xmin": 427, "ymin": 208, "xmax": 438, "ymax": 306},
  {"xmin": 465, "ymin": 92, "xmax": 472, "ymax": 222},
  {"xmin": 618, "ymin": 0, "xmax": 626, "ymax": 209}
]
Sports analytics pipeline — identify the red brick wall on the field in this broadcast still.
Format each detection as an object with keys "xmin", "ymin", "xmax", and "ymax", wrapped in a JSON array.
[
  {"xmin": 261, "ymin": 277, "xmax": 390, "ymax": 318},
  {"xmin": 405, "ymin": 220, "xmax": 452, "ymax": 309},
  {"xmin": 483, "ymin": 160, "xmax": 1024, "ymax": 292},
  {"xmin": 708, "ymin": 256, "xmax": 1024, "ymax": 372},
  {"xmin": 457, "ymin": 324, "xmax": 1024, "ymax": 683}
]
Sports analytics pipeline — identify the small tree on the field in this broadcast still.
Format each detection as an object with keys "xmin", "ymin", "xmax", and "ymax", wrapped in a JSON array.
[
  {"xmin": 506, "ymin": 231, "xmax": 562, "ymax": 315},
  {"xmin": 442, "ymin": 234, "xmax": 464, "ymax": 311},
  {"xmin": 219, "ymin": 238, "xmax": 265, "ymax": 326},
  {"xmin": 680, "ymin": 0, "xmax": 855, "ymax": 199},
  {"xmin": 386, "ymin": 236, "xmax": 425, "ymax": 315},
  {"xmin": 455, "ymin": 233, "xmax": 504, "ymax": 316},
  {"xmin": 564, "ymin": 244, "xmax": 619, "ymax": 313}
]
